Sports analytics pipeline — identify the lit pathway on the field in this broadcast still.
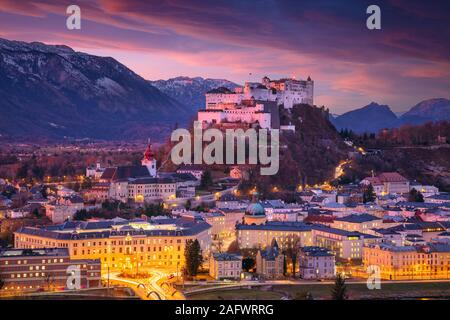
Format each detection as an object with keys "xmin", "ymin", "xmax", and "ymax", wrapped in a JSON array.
[{"xmin": 104, "ymin": 270, "xmax": 185, "ymax": 300}]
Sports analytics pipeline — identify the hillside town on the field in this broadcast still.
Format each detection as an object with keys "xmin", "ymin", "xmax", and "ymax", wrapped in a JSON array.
[{"xmin": 0, "ymin": 78, "xmax": 449, "ymax": 300}]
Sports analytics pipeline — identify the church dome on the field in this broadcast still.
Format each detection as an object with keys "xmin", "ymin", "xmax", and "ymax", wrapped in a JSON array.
[
  {"xmin": 245, "ymin": 202, "xmax": 265, "ymax": 216},
  {"xmin": 245, "ymin": 191, "xmax": 265, "ymax": 216}
]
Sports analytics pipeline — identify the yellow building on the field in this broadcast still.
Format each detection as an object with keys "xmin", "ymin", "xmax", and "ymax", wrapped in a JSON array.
[
  {"xmin": 237, "ymin": 221, "xmax": 313, "ymax": 250},
  {"xmin": 14, "ymin": 218, "xmax": 212, "ymax": 273},
  {"xmin": 363, "ymin": 243, "xmax": 450, "ymax": 280}
]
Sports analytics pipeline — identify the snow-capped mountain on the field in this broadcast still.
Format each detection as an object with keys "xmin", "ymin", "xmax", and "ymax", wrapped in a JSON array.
[
  {"xmin": 0, "ymin": 38, "xmax": 190, "ymax": 141},
  {"xmin": 149, "ymin": 76, "xmax": 239, "ymax": 111},
  {"xmin": 399, "ymin": 98, "xmax": 450, "ymax": 125}
]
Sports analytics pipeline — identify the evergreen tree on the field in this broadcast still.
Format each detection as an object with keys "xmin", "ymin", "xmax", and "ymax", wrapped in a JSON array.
[
  {"xmin": 200, "ymin": 169, "xmax": 213, "ymax": 190},
  {"xmin": 184, "ymin": 239, "xmax": 203, "ymax": 277},
  {"xmin": 363, "ymin": 184, "xmax": 376, "ymax": 203},
  {"xmin": 331, "ymin": 273, "xmax": 348, "ymax": 300},
  {"xmin": 408, "ymin": 188, "xmax": 424, "ymax": 202}
]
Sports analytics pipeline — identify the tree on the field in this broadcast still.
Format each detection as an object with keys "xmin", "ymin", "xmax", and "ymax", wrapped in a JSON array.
[
  {"xmin": 283, "ymin": 255, "xmax": 287, "ymax": 276},
  {"xmin": 408, "ymin": 188, "xmax": 424, "ymax": 202},
  {"xmin": 200, "ymin": 169, "xmax": 213, "ymax": 190},
  {"xmin": 284, "ymin": 236, "xmax": 300, "ymax": 278},
  {"xmin": 184, "ymin": 199, "xmax": 192, "ymax": 210},
  {"xmin": 184, "ymin": 239, "xmax": 203, "ymax": 277},
  {"xmin": 362, "ymin": 184, "xmax": 376, "ymax": 203},
  {"xmin": 331, "ymin": 273, "xmax": 348, "ymax": 300},
  {"xmin": 242, "ymin": 257, "xmax": 255, "ymax": 272},
  {"xmin": 16, "ymin": 163, "xmax": 29, "ymax": 179},
  {"xmin": 0, "ymin": 275, "xmax": 4, "ymax": 290}
]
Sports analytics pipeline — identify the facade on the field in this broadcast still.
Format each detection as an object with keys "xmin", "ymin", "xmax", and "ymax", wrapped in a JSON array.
[
  {"xmin": 176, "ymin": 165, "xmax": 204, "ymax": 180},
  {"xmin": 44, "ymin": 195, "xmax": 84, "ymax": 223},
  {"xmin": 86, "ymin": 162, "xmax": 106, "ymax": 180},
  {"xmin": 198, "ymin": 99, "xmax": 274, "ymax": 129},
  {"xmin": 14, "ymin": 217, "xmax": 212, "ymax": 272},
  {"xmin": 298, "ymin": 246, "xmax": 336, "ymax": 280},
  {"xmin": 100, "ymin": 144, "xmax": 198, "ymax": 204},
  {"xmin": 363, "ymin": 243, "xmax": 450, "ymax": 280},
  {"xmin": 0, "ymin": 248, "xmax": 101, "ymax": 292},
  {"xmin": 331, "ymin": 214, "xmax": 383, "ymax": 234},
  {"xmin": 361, "ymin": 172, "xmax": 410, "ymax": 195},
  {"xmin": 255, "ymin": 241, "xmax": 284, "ymax": 279},
  {"xmin": 311, "ymin": 225, "xmax": 378, "ymax": 260},
  {"xmin": 205, "ymin": 76, "xmax": 313, "ymax": 110},
  {"xmin": 237, "ymin": 222, "xmax": 313, "ymax": 250},
  {"xmin": 209, "ymin": 253, "xmax": 242, "ymax": 280}
]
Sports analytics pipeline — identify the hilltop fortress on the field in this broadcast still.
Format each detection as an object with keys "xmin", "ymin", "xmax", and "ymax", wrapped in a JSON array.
[{"xmin": 198, "ymin": 76, "xmax": 314, "ymax": 130}]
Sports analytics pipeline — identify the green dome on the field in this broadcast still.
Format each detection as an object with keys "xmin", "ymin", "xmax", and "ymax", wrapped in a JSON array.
[{"xmin": 246, "ymin": 202, "xmax": 265, "ymax": 216}]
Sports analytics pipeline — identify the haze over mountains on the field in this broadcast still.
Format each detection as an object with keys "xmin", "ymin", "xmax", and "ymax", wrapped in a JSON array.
[
  {"xmin": 331, "ymin": 99, "xmax": 450, "ymax": 133},
  {"xmin": 149, "ymin": 76, "xmax": 239, "ymax": 111},
  {"xmin": 0, "ymin": 38, "xmax": 448, "ymax": 141},
  {"xmin": 0, "ymin": 38, "xmax": 189, "ymax": 141}
]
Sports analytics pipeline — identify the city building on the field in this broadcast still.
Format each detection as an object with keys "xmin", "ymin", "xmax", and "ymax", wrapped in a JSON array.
[
  {"xmin": 237, "ymin": 221, "xmax": 313, "ymax": 250},
  {"xmin": 209, "ymin": 253, "xmax": 242, "ymax": 280},
  {"xmin": 361, "ymin": 172, "xmax": 410, "ymax": 195},
  {"xmin": 86, "ymin": 162, "xmax": 106, "ymax": 180},
  {"xmin": 176, "ymin": 165, "xmax": 204, "ymax": 180},
  {"xmin": 0, "ymin": 248, "xmax": 101, "ymax": 292},
  {"xmin": 255, "ymin": 240, "xmax": 284, "ymax": 279},
  {"xmin": 331, "ymin": 214, "xmax": 383, "ymax": 234},
  {"xmin": 311, "ymin": 225, "xmax": 379, "ymax": 260},
  {"xmin": 298, "ymin": 246, "xmax": 336, "ymax": 280},
  {"xmin": 14, "ymin": 217, "xmax": 212, "ymax": 272},
  {"xmin": 44, "ymin": 195, "xmax": 84, "ymax": 223},
  {"xmin": 363, "ymin": 243, "xmax": 450, "ymax": 280}
]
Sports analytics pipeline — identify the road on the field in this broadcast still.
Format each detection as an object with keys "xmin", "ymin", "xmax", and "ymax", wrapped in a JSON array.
[{"xmin": 104, "ymin": 269, "xmax": 185, "ymax": 300}]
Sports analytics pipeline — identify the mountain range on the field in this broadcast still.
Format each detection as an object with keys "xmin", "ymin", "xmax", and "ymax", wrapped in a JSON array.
[
  {"xmin": 0, "ymin": 38, "xmax": 190, "ymax": 141},
  {"xmin": 149, "ymin": 76, "xmax": 239, "ymax": 111},
  {"xmin": 331, "ymin": 98, "xmax": 450, "ymax": 133},
  {"xmin": 1, "ymin": 38, "xmax": 448, "ymax": 140}
]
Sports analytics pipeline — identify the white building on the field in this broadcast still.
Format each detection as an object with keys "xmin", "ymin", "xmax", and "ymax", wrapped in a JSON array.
[
  {"xmin": 45, "ymin": 195, "xmax": 84, "ymax": 223},
  {"xmin": 298, "ymin": 246, "xmax": 335, "ymax": 280},
  {"xmin": 209, "ymin": 253, "xmax": 242, "ymax": 280},
  {"xmin": 205, "ymin": 76, "xmax": 314, "ymax": 110},
  {"xmin": 198, "ymin": 99, "xmax": 273, "ymax": 129}
]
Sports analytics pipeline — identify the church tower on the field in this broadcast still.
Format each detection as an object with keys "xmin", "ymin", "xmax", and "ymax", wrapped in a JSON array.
[{"xmin": 142, "ymin": 139, "xmax": 157, "ymax": 177}]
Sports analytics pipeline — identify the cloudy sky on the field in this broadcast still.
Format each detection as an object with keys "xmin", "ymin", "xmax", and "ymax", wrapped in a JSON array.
[{"xmin": 0, "ymin": 0, "xmax": 449, "ymax": 114}]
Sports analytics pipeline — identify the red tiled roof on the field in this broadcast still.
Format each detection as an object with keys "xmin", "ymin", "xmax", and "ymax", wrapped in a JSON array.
[{"xmin": 378, "ymin": 172, "xmax": 408, "ymax": 183}]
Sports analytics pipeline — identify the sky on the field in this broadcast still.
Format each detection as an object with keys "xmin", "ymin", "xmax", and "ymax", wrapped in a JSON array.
[{"xmin": 0, "ymin": 0, "xmax": 449, "ymax": 114}]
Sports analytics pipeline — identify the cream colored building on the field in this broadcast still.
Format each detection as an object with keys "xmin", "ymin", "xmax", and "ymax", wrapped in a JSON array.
[
  {"xmin": 237, "ymin": 222, "xmax": 313, "ymax": 250},
  {"xmin": 255, "ymin": 241, "xmax": 284, "ymax": 279},
  {"xmin": 14, "ymin": 218, "xmax": 212, "ymax": 272},
  {"xmin": 331, "ymin": 214, "xmax": 383, "ymax": 234},
  {"xmin": 209, "ymin": 253, "xmax": 242, "ymax": 280},
  {"xmin": 363, "ymin": 243, "xmax": 450, "ymax": 280}
]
